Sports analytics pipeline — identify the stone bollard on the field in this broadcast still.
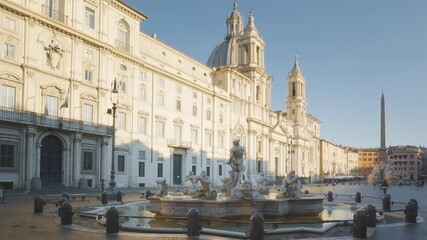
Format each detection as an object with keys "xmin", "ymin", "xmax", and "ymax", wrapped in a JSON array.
[
  {"xmin": 250, "ymin": 212, "xmax": 265, "ymax": 240},
  {"xmin": 365, "ymin": 204, "xmax": 376, "ymax": 227},
  {"xmin": 62, "ymin": 192, "xmax": 70, "ymax": 201},
  {"xmin": 405, "ymin": 200, "xmax": 417, "ymax": 223},
  {"xmin": 60, "ymin": 201, "xmax": 73, "ymax": 225},
  {"xmin": 56, "ymin": 197, "xmax": 68, "ymax": 216},
  {"xmin": 353, "ymin": 208, "xmax": 367, "ymax": 238},
  {"xmin": 355, "ymin": 192, "xmax": 361, "ymax": 203},
  {"xmin": 116, "ymin": 191, "xmax": 123, "ymax": 203},
  {"xmin": 327, "ymin": 191, "xmax": 333, "ymax": 202},
  {"xmin": 34, "ymin": 196, "xmax": 44, "ymax": 213},
  {"xmin": 187, "ymin": 208, "xmax": 201, "ymax": 236},
  {"xmin": 382, "ymin": 194, "xmax": 391, "ymax": 211},
  {"xmin": 101, "ymin": 192, "xmax": 108, "ymax": 205},
  {"xmin": 146, "ymin": 190, "xmax": 152, "ymax": 198},
  {"xmin": 106, "ymin": 206, "xmax": 119, "ymax": 234}
]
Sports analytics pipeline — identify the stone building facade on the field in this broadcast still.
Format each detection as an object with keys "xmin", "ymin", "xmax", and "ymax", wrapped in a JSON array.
[{"xmin": 0, "ymin": 0, "xmax": 323, "ymax": 189}]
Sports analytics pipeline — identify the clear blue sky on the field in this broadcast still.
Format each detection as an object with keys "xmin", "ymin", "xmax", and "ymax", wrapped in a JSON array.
[{"xmin": 124, "ymin": 0, "xmax": 427, "ymax": 149}]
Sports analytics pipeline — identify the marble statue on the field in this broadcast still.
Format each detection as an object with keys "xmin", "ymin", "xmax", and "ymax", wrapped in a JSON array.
[
  {"xmin": 184, "ymin": 171, "xmax": 198, "ymax": 195},
  {"xmin": 278, "ymin": 171, "xmax": 298, "ymax": 198},
  {"xmin": 154, "ymin": 179, "xmax": 168, "ymax": 197},
  {"xmin": 256, "ymin": 173, "xmax": 270, "ymax": 195},
  {"xmin": 228, "ymin": 139, "xmax": 245, "ymax": 189}
]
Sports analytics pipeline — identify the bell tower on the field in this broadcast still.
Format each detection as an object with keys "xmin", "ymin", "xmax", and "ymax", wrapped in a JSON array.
[
  {"xmin": 238, "ymin": 10, "xmax": 265, "ymax": 72},
  {"xmin": 286, "ymin": 56, "xmax": 307, "ymax": 123}
]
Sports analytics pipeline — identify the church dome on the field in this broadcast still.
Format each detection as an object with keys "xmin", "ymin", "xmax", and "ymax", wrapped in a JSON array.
[{"xmin": 206, "ymin": 37, "xmax": 232, "ymax": 68}]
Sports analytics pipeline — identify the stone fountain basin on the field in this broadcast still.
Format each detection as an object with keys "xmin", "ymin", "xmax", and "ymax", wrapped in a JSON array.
[{"xmin": 148, "ymin": 195, "xmax": 324, "ymax": 219}]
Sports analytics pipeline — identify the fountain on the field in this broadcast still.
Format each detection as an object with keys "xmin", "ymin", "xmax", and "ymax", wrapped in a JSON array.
[{"xmin": 147, "ymin": 139, "xmax": 323, "ymax": 219}]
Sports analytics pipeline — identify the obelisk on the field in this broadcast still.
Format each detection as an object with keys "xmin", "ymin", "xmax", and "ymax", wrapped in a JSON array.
[{"xmin": 378, "ymin": 93, "xmax": 387, "ymax": 162}]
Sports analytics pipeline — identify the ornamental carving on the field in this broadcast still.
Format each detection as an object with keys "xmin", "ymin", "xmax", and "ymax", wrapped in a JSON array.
[{"xmin": 45, "ymin": 40, "xmax": 64, "ymax": 70}]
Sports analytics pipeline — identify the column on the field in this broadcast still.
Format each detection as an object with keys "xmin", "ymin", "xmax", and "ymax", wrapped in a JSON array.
[
  {"xmin": 73, "ymin": 133, "xmax": 82, "ymax": 187},
  {"xmin": 25, "ymin": 127, "xmax": 36, "ymax": 189},
  {"xmin": 98, "ymin": 137, "xmax": 109, "ymax": 190}
]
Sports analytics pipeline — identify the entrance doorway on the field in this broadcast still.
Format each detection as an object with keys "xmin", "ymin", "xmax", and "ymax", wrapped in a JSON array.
[
  {"xmin": 173, "ymin": 154, "xmax": 182, "ymax": 185},
  {"xmin": 40, "ymin": 136, "xmax": 62, "ymax": 185}
]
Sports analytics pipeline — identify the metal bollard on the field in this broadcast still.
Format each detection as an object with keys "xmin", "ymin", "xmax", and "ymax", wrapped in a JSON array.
[
  {"xmin": 187, "ymin": 208, "xmax": 201, "ymax": 236},
  {"xmin": 382, "ymin": 194, "xmax": 391, "ymax": 211},
  {"xmin": 60, "ymin": 201, "xmax": 73, "ymax": 225},
  {"xmin": 106, "ymin": 206, "xmax": 119, "ymax": 234},
  {"xmin": 366, "ymin": 204, "xmax": 376, "ymax": 227},
  {"xmin": 405, "ymin": 200, "xmax": 417, "ymax": 223},
  {"xmin": 116, "ymin": 191, "xmax": 123, "ymax": 203},
  {"xmin": 101, "ymin": 192, "xmax": 108, "ymax": 204},
  {"xmin": 327, "ymin": 191, "xmax": 333, "ymax": 202},
  {"xmin": 353, "ymin": 208, "xmax": 367, "ymax": 238},
  {"xmin": 250, "ymin": 212, "xmax": 265, "ymax": 240},
  {"xmin": 146, "ymin": 190, "xmax": 152, "ymax": 198},
  {"xmin": 355, "ymin": 192, "xmax": 361, "ymax": 203},
  {"xmin": 34, "ymin": 196, "xmax": 44, "ymax": 213}
]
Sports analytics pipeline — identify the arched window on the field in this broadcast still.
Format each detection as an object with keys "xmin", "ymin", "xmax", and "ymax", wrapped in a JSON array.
[{"xmin": 117, "ymin": 20, "xmax": 130, "ymax": 51}]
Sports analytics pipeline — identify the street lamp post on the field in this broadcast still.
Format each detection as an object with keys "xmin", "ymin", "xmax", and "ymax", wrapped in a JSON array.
[{"xmin": 108, "ymin": 78, "xmax": 119, "ymax": 199}]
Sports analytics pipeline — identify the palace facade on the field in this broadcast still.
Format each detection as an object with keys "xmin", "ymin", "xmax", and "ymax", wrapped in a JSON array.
[{"xmin": 0, "ymin": 0, "xmax": 323, "ymax": 189}]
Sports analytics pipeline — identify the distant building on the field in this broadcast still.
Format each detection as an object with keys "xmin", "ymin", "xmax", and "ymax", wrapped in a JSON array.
[
  {"xmin": 320, "ymin": 140, "xmax": 358, "ymax": 181},
  {"xmin": 387, "ymin": 146, "xmax": 423, "ymax": 181},
  {"xmin": 358, "ymin": 148, "xmax": 379, "ymax": 177}
]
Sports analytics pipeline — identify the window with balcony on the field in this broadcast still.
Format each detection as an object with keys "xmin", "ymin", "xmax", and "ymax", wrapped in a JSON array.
[
  {"xmin": 82, "ymin": 104, "xmax": 93, "ymax": 123},
  {"xmin": 44, "ymin": 0, "xmax": 66, "ymax": 23},
  {"xmin": 1, "ymin": 85, "xmax": 15, "ymax": 109},
  {"xmin": 138, "ymin": 116, "xmax": 146, "ymax": 135},
  {"xmin": 44, "ymin": 95, "xmax": 59, "ymax": 116},
  {"xmin": 174, "ymin": 125, "xmax": 182, "ymax": 141},
  {"xmin": 85, "ymin": 7, "xmax": 95, "ymax": 29},
  {"xmin": 116, "ymin": 20, "xmax": 130, "ymax": 51},
  {"xmin": 117, "ymin": 112, "xmax": 126, "ymax": 130}
]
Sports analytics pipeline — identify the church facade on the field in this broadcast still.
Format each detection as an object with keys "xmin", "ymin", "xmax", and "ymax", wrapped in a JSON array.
[{"xmin": 0, "ymin": 0, "xmax": 321, "ymax": 189}]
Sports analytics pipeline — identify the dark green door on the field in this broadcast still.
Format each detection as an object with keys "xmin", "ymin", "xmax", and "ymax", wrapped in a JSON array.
[
  {"xmin": 173, "ymin": 154, "xmax": 182, "ymax": 185},
  {"xmin": 40, "ymin": 136, "xmax": 62, "ymax": 185}
]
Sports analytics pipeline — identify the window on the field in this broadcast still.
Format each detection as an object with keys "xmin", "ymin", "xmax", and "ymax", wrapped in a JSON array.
[
  {"xmin": 3, "ymin": 17, "xmax": 16, "ymax": 31},
  {"xmin": 4, "ymin": 43, "xmax": 15, "ymax": 59},
  {"xmin": 192, "ymin": 165, "xmax": 196, "ymax": 175},
  {"xmin": 206, "ymin": 166, "xmax": 210, "ymax": 177},
  {"xmin": 119, "ymin": 81, "xmax": 126, "ymax": 93},
  {"xmin": 192, "ymin": 106, "xmax": 197, "ymax": 117},
  {"xmin": 82, "ymin": 104, "xmax": 93, "ymax": 123},
  {"xmin": 192, "ymin": 156, "xmax": 197, "ymax": 164},
  {"xmin": 207, "ymin": 98, "xmax": 211, "ymax": 104},
  {"xmin": 139, "ymin": 162, "xmax": 145, "ymax": 177},
  {"xmin": 1, "ymin": 85, "xmax": 15, "ymax": 108},
  {"xmin": 138, "ymin": 150, "xmax": 146, "ymax": 160},
  {"xmin": 176, "ymin": 85, "xmax": 182, "ymax": 94},
  {"xmin": 156, "ymin": 121, "xmax": 165, "ymax": 138},
  {"xmin": 176, "ymin": 100, "xmax": 182, "ymax": 112},
  {"xmin": 138, "ymin": 116, "xmax": 146, "ymax": 135},
  {"xmin": 191, "ymin": 129, "xmax": 198, "ymax": 144},
  {"xmin": 206, "ymin": 158, "xmax": 211, "ymax": 165},
  {"xmin": 218, "ymin": 164, "xmax": 223, "ymax": 176},
  {"xmin": 207, "ymin": 110, "xmax": 211, "ymax": 120},
  {"xmin": 117, "ymin": 155, "xmax": 125, "ymax": 172},
  {"xmin": 82, "ymin": 151, "xmax": 93, "ymax": 171},
  {"xmin": 139, "ymin": 87, "xmax": 146, "ymax": 100},
  {"xmin": 140, "ymin": 71, "xmax": 146, "ymax": 80},
  {"xmin": 292, "ymin": 82, "xmax": 296, "ymax": 97},
  {"xmin": 118, "ymin": 112, "xmax": 126, "ymax": 130},
  {"xmin": 0, "ymin": 144, "xmax": 14, "ymax": 168},
  {"xmin": 174, "ymin": 125, "xmax": 182, "ymax": 141},
  {"xmin": 45, "ymin": 0, "xmax": 64, "ymax": 22},
  {"xmin": 218, "ymin": 135, "xmax": 224, "ymax": 149},
  {"xmin": 84, "ymin": 69, "xmax": 93, "ymax": 82},
  {"xmin": 158, "ymin": 93, "xmax": 164, "ymax": 106},
  {"xmin": 85, "ymin": 7, "xmax": 95, "ymax": 29},
  {"xmin": 117, "ymin": 20, "xmax": 129, "ymax": 51},
  {"xmin": 219, "ymin": 114, "xmax": 223, "ymax": 124},
  {"xmin": 257, "ymin": 159, "xmax": 262, "ymax": 173},
  {"xmin": 158, "ymin": 153, "xmax": 164, "ymax": 161},
  {"xmin": 158, "ymin": 78, "xmax": 165, "ymax": 87},
  {"xmin": 205, "ymin": 132, "xmax": 212, "ymax": 147},
  {"xmin": 193, "ymin": 92, "xmax": 197, "ymax": 99},
  {"xmin": 157, "ymin": 163, "xmax": 163, "ymax": 177},
  {"xmin": 85, "ymin": 49, "xmax": 93, "ymax": 59},
  {"xmin": 45, "ymin": 96, "xmax": 58, "ymax": 116}
]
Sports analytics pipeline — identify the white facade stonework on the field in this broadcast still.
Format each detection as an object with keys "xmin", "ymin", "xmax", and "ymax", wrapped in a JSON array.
[{"xmin": 0, "ymin": 0, "xmax": 323, "ymax": 189}]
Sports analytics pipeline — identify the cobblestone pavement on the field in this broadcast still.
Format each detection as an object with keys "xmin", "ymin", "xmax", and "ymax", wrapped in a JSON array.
[{"xmin": 0, "ymin": 184, "xmax": 425, "ymax": 240}]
